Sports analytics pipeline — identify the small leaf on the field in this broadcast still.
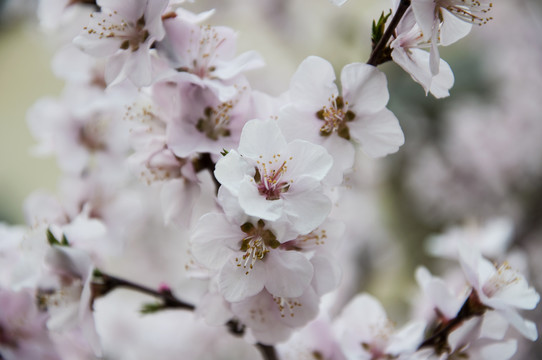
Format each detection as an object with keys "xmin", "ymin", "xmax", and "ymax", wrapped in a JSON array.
[
  {"xmin": 371, "ymin": 9, "xmax": 392, "ymax": 46},
  {"xmin": 46, "ymin": 228, "xmax": 60, "ymax": 246},
  {"xmin": 141, "ymin": 302, "xmax": 164, "ymax": 314}
]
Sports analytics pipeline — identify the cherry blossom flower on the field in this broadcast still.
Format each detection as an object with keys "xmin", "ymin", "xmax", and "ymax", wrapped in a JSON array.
[
  {"xmin": 231, "ymin": 287, "xmax": 320, "ymax": 345},
  {"xmin": 38, "ymin": 245, "xmax": 102, "ymax": 356},
  {"xmin": 411, "ymin": 0, "xmax": 493, "ymax": 74},
  {"xmin": 426, "ymin": 218, "xmax": 514, "ymax": 261},
  {"xmin": 153, "ymin": 80, "xmax": 252, "ymax": 158},
  {"xmin": 190, "ymin": 212, "xmax": 314, "ymax": 302},
  {"xmin": 215, "ymin": 118, "xmax": 333, "ymax": 234},
  {"xmin": 458, "ymin": 243, "xmax": 540, "ymax": 341},
  {"xmin": 74, "ymin": 0, "xmax": 169, "ymax": 87},
  {"xmin": 333, "ymin": 293, "xmax": 426, "ymax": 359},
  {"xmin": 391, "ymin": 7, "xmax": 454, "ymax": 98},
  {"xmin": 279, "ymin": 56, "xmax": 404, "ymax": 184},
  {"xmin": 158, "ymin": 18, "xmax": 264, "ymax": 101},
  {"xmin": 0, "ymin": 288, "xmax": 61, "ymax": 360}
]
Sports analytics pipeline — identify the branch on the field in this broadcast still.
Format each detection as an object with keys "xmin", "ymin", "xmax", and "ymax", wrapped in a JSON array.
[
  {"xmin": 91, "ymin": 271, "xmax": 279, "ymax": 360},
  {"xmin": 193, "ymin": 152, "xmax": 221, "ymax": 194},
  {"xmin": 367, "ymin": 0, "xmax": 411, "ymax": 66},
  {"xmin": 418, "ymin": 290, "xmax": 488, "ymax": 352}
]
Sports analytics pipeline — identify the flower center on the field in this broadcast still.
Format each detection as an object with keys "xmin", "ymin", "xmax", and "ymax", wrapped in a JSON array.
[
  {"xmin": 438, "ymin": 0, "xmax": 493, "ymax": 26},
  {"xmin": 482, "ymin": 262, "xmax": 519, "ymax": 298},
  {"xmin": 176, "ymin": 25, "xmax": 225, "ymax": 79},
  {"xmin": 254, "ymin": 155, "xmax": 292, "ymax": 200},
  {"xmin": 196, "ymin": 102, "xmax": 234, "ymax": 141},
  {"xmin": 273, "ymin": 296, "xmax": 302, "ymax": 318},
  {"xmin": 316, "ymin": 95, "xmax": 355, "ymax": 140},
  {"xmin": 236, "ymin": 220, "xmax": 280, "ymax": 274},
  {"xmin": 84, "ymin": 12, "xmax": 150, "ymax": 52}
]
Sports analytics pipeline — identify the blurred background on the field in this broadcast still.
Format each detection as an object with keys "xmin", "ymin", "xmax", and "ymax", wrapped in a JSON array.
[{"xmin": 0, "ymin": 0, "xmax": 541, "ymax": 357}]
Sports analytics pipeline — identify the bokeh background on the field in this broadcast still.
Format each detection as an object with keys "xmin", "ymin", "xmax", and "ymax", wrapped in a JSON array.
[{"xmin": 1, "ymin": 0, "xmax": 541, "ymax": 357}]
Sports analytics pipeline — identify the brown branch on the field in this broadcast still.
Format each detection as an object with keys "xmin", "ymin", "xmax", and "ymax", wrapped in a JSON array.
[
  {"xmin": 367, "ymin": 0, "xmax": 411, "ymax": 66},
  {"xmin": 91, "ymin": 271, "xmax": 279, "ymax": 360}
]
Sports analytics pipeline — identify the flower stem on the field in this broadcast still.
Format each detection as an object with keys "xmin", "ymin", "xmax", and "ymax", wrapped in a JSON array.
[{"xmin": 367, "ymin": 0, "xmax": 411, "ymax": 66}]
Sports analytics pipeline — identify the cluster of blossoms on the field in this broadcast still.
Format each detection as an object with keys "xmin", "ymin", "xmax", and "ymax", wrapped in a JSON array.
[{"xmin": 0, "ymin": 0, "xmax": 539, "ymax": 359}]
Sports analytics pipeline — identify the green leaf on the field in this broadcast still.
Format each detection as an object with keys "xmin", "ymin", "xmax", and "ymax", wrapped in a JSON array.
[
  {"xmin": 46, "ymin": 228, "xmax": 60, "ymax": 246},
  {"xmin": 371, "ymin": 9, "xmax": 392, "ymax": 46},
  {"xmin": 140, "ymin": 302, "xmax": 164, "ymax": 314}
]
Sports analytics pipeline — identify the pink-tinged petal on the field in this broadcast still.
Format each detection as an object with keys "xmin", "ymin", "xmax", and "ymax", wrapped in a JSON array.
[
  {"xmin": 391, "ymin": 47, "xmax": 433, "ymax": 95},
  {"xmin": 231, "ymin": 291, "xmax": 293, "ymax": 344},
  {"xmin": 458, "ymin": 241, "xmax": 482, "ymax": 289},
  {"xmin": 321, "ymin": 135, "xmax": 355, "ymax": 185},
  {"xmin": 285, "ymin": 140, "xmax": 333, "ymax": 181},
  {"xmin": 45, "ymin": 246, "xmax": 93, "ymax": 280},
  {"xmin": 430, "ymin": 58, "xmax": 454, "ymax": 98},
  {"xmin": 429, "ymin": 20, "xmax": 441, "ymax": 76},
  {"xmin": 80, "ymin": 268, "xmax": 103, "ymax": 357},
  {"xmin": 144, "ymin": 0, "xmax": 169, "ymax": 40},
  {"xmin": 73, "ymin": 34, "xmax": 121, "ymax": 58},
  {"xmin": 348, "ymin": 108, "xmax": 404, "ymax": 158},
  {"xmin": 263, "ymin": 251, "xmax": 313, "ymax": 298},
  {"xmin": 392, "ymin": 47, "xmax": 454, "ymax": 98},
  {"xmin": 212, "ymin": 50, "xmax": 265, "ymax": 80},
  {"xmin": 498, "ymin": 307, "xmax": 538, "ymax": 341},
  {"xmin": 310, "ymin": 255, "xmax": 342, "ymax": 295},
  {"xmin": 161, "ymin": 178, "xmax": 200, "ymax": 226},
  {"xmin": 283, "ymin": 178, "xmax": 331, "ymax": 234},
  {"xmin": 217, "ymin": 187, "xmax": 249, "ymax": 225},
  {"xmin": 104, "ymin": 51, "xmax": 129, "ymax": 85},
  {"xmin": 411, "ymin": 0, "xmax": 437, "ymax": 41},
  {"xmin": 238, "ymin": 119, "xmax": 287, "ymax": 159},
  {"xmin": 440, "ymin": 9, "xmax": 472, "ymax": 46},
  {"xmin": 289, "ymin": 56, "xmax": 338, "ymax": 107},
  {"xmin": 214, "ymin": 150, "xmax": 255, "ymax": 194},
  {"xmin": 219, "ymin": 258, "xmax": 266, "ymax": 302},
  {"xmin": 238, "ymin": 176, "xmax": 283, "ymax": 221},
  {"xmin": 480, "ymin": 311, "xmax": 509, "ymax": 340},
  {"xmin": 125, "ymin": 47, "xmax": 154, "ymax": 87},
  {"xmin": 396, "ymin": 7, "xmax": 417, "ymax": 35},
  {"xmin": 386, "ymin": 321, "xmax": 426, "ymax": 355},
  {"xmin": 341, "ymin": 63, "xmax": 389, "ymax": 115},
  {"xmin": 277, "ymin": 287, "xmax": 320, "ymax": 328},
  {"xmin": 477, "ymin": 339, "xmax": 517, "ymax": 360},
  {"xmin": 98, "ymin": 0, "xmax": 145, "ymax": 20},
  {"xmin": 191, "ymin": 213, "xmax": 240, "ymax": 270},
  {"xmin": 277, "ymin": 104, "xmax": 322, "ymax": 144}
]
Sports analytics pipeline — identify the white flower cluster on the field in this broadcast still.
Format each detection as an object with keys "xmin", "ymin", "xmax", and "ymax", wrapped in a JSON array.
[{"xmin": 0, "ymin": 0, "xmax": 539, "ymax": 360}]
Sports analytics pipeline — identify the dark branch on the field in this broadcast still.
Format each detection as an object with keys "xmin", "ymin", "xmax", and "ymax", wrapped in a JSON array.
[
  {"xmin": 91, "ymin": 271, "xmax": 279, "ymax": 360},
  {"xmin": 367, "ymin": 0, "xmax": 411, "ymax": 66}
]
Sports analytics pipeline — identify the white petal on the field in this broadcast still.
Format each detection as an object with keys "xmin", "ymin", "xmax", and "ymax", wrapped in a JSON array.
[
  {"xmin": 411, "ymin": 0, "xmax": 437, "ymax": 42},
  {"xmin": 348, "ymin": 108, "xmax": 404, "ymax": 158},
  {"xmin": 190, "ymin": 213, "xmax": 239, "ymax": 270},
  {"xmin": 440, "ymin": 9, "xmax": 472, "ymax": 46},
  {"xmin": 238, "ymin": 119, "xmax": 287, "ymax": 159},
  {"xmin": 341, "ymin": 63, "xmax": 389, "ymax": 115},
  {"xmin": 283, "ymin": 177, "xmax": 331, "ymax": 234},
  {"xmin": 214, "ymin": 150, "xmax": 254, "ymax": 194},
  {"xmin": 289, "ymin": 56, "xmax": 338, "ymax": 106},
  {"xmin": 212, "ymin": 50, "xmax": 265, "ymax": 79},
  {"xmin": 238, "ymin": 176, "xmax": 284, "ymax": 221},
  {"xmin": 310, "ymin": 255, "xmax": 342, "ymax": 295},
  {"xmin": 219, "ymin": 258, "xmax": 266, "ymax": 302},
  {"xmin": 285, "ymin": 140, "xmax": 333, "ymax": 181},
  {"xmin": 263, "ymin": 251, "xmax": 313, "ymax": 298},
  {"xmin": 161, "ymin": 178, "xmax": 200, "ymax": 226}
]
